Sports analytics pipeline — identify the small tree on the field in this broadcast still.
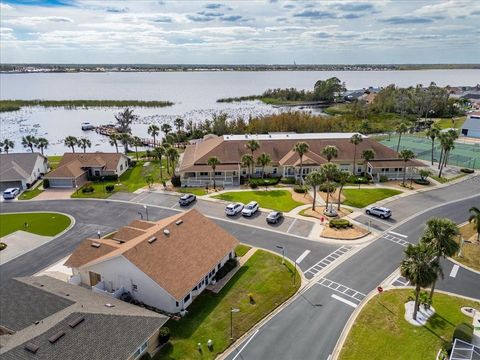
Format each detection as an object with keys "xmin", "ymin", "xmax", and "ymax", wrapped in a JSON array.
[
  {"xmin": 148, "ymin": 124, "xmax": 160, "ymax": 147},
  {"xmin": 114, "ymin": 108, "xmax": 136, "ymax": 134},
  {"xmin": 35, "ymin": 137, "xmax": 49, "ymax": 155},
  {"xmin": 22, "ymin": 135, "xmax": 37, "ymax": 153},
  {"xmin": 118, "ymin": 133, "xmax": 131, "ymax": 155},
  {"xmin": 320, "ymin": 163, "xmax": 339, "ymax": 211},
  {"xmin": 109, "ymin": 134, "xmax": 119, "ymax": 153},
  {"xmin": 398, "ymin": 149, "xmax": 415, "ymax": 186},
  {"xmin": 426, "ymin": 124, "xmax": 440, "ymax": 165},
  {"xmin": 468, "ymin": 206, "xmax": 480, "ymax": 243},
  {"xmin": 78, "ymin": 138, "xmax": 91, "ymax": 153},
  {"xmin": 336, "ymin": 171, "xmax": 350, "ymax": 211},
  {"xmin": 2, "ymin": 139, "xmax": 14, "ymax": 154},
  {"xmin": 396, "ymin": 122, "xmax": 408, "ymax": 152},
  {"xmin": 153, "ymin": 146, "xmax": 166, "ymax": 180},
  {"xmin": 167, "ymin": 147, "xmax": 179, "ymax": 176},
  {"xmin": 419, "ymin": 169, "xmax": 431, "ymax": 181},
  {"xmin": 63, "ymin": 136, "xmax": 78, "ymax": 153},
  {"xmin": 161, "ymin": 123, "xmax": 172, "ymax": 138},
  {"xmin": 144, "ymin": 174, "xmax": 154, "ymax": 189},
  {"xmin": 293, "ymin": 141, "xmax": 310, "ymax": 181},
  {"xmin": 305, "ymin": 170, "xmax": 324, "ymax": 211},
  {"xmin": 361, "ymin": 149, "xmax": 375, "ymax": 175},
  {"xmin": 350, "ymin": 134, "xmax": 363, "ymax": 176},
  {"xmin": 241, "ymin": 154, "xmax": 254, "ymax": 180},
  {"xmin": 207, "ymin": 156, "xmax": 221, "ymax": 189},
  {"xmin": 256, "ymin": 152, "xmax": 271, "ymax": 179},
  {"xmin": 130, "ymin": 136, "xmax": 143, "ymax": 160},
  {"xmin": 322, "ymin": 145, "xmax": 338, "ymax": 163}
]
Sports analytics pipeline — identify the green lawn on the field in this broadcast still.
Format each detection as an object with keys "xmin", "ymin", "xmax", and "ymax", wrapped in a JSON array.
[
  {"xmin": 342, "ymin": 188, "xmax": 402, "ymax": 208},
  {"xmin": 434, "ymin": 116, "xmax": 466, "ymax": 130},
  {"xmin": 155, "ymin": 250, "xmax": 300, "ymax": 360},
  {"xmin": 0, "ymin": 212, "xmax": 71, "ymax": 237},
  {"xmin": 212, "ymin": 190, "xmax": 303, "ymax": 212},
  {"xmin": 235, "ymin": 244, "xmax": 252, "ymax": 257},
  {"xmin": 339, "ymin": 289, "xmax": 480, "ymax": 360},
  {"xmin": 430, "ymin": 173, "xmax": 468, "ymax": 184},
  {"xmin": 18, "ymin": 187, "xmax": 44, "ymax": 200},
  {"xmin": 47, "ymin": 155, "xmax": 63, "ymax": 171},
  {"xmin": 176, "ymin": 187, "xmax": 208, "ymax": 196}
]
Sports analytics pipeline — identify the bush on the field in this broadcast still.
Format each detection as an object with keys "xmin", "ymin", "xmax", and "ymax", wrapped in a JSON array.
[
  {"xmin": 81, "ymin": 185, "xmax": 94, "ymax": 193},
  {"xmin": 348, "ymin": 175, "xmax": 370, "ymax": 184},
  {"xmin": 414, "ymin": 179, "xmax": 430, "ymax": 185},
  {"xmin": 105, "ymin": 184, "xmax": 115, "ymax": 192},
  {"xmin": 88, "ymin": 174, "xmax": 118, "ymax": 182},
  {"xmin": 452, "ymin": 323, "xmax": 473, "ymax": 343},
  {"xmin": 249, "ymin": 182, "xmax": 258, "ymax": 189},
  {"xmin": 329, "ymin": 219, "xmax": 353, "ymax": 229},
  {"xmin": 43, "ymin": 178, "xmax": 50, "ymax": 189},
  {"xmin": 158, "ymin": 327, "xmax": 171, "ymax": 344},
  {"xmin": 280, "ymin": 177, "xmax": 296, "ymax": 184},
  {"xmin": 379, "ymin": 175, "xmax": 388, "ymax": 183},
  {"xmin": 460, "ymin": 168, "xmax": 474, "ymax": 174},
  {"xmin": 130, "ymin": 160, "xmax": 137, "ymax": 167},
  {"xmin": 215, "ymin": 259, "xmax": 238, "ymax": 281},
  {"xmin": 249, "ymin": 177, "xmax": 280, "ymax": 186},
  {"xmin": 171, "ymin": 175, "xmax": 181, "ymax": 187},
  {"xmin": 0, "ymin": 242, "xmax": 7, "ymax": 251},
  {"xmin": 293, "ymin": 185, "xmax": 306, "ymax": 193},
  {"xmin": 319, "ymin": 182, "xmax": 337, "ymax": 193},
  {"xmin": 139, "ymin": 353, "xmax": 151, "ymax": 360}
]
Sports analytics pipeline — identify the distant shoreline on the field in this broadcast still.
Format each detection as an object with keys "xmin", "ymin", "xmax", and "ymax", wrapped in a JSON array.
[{"xmin": 0, "ymin": 100, "xmax": 173, "ymax": 112}]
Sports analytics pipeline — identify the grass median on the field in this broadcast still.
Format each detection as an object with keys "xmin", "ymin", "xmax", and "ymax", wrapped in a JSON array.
[
  {"xmin": 0, "ymin": 212, "xmax": 71, "ymax": 237},
  {"xmin": 212, "ymin": 189, "xmax": 303, "ymax": 212},
  {"xmin": 342, "ymin": 188, "xmax": 402, "ymax": 208}
]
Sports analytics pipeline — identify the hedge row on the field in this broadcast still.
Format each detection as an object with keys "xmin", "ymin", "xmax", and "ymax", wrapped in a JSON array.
[
  {"xmin": 215, "ymin": 259, "xmax": 238, "ymax": 281},
  {"xmin": 329, "ymin": 219, "xmax": 353, "ymax": 229}
]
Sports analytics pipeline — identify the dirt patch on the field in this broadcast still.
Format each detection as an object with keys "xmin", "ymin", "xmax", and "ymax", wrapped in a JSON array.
[
  {"xmin": 385, "ymin": 180, "xmax": 433, "ymax": 191},
  {"xmin": 318, "ymin": 188, "xmax": 345, "ymax": 204},
  {"xmin": 286, "ymin": 188, "xmax": 312, "ymax": 204},
  {"xmin": 322, "ymin": 224, "xmax": 369, "ymax": 240},
  {"xmin": 301, "ymin": 207, "xmax": 351, "ymax": 219}
]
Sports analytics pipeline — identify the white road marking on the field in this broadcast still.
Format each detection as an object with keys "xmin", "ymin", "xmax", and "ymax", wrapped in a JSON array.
[
  {"xmin": 286, "ymin": 218, "xmax": 298, "ymax": 233},
  {"xmin": 327, "ymin": 355, "xmax": 332, "ymax": 360},
  {"xmin": 316, "ymin": 278, "xmax": 366, "ymax": 302},
  {"xmin": 171, "ymin": 203, "xmax": 179, "ymax": 209},
  {"xmin": 388, "ymin": 231, "xmax": 408, "ymax": 238},
  {"xmin": 231, "ymin": 329, "xmax": 260, "ymax": 360},
  {"xmin": 383, "ymin": 234, "xmax": 411, "ymax": 247},
  {"xmin": 449, "ymin": 264, "xmax": 459, "ymax": 278},
  {"xmin": 304, "ymin": 246, "xmax": 352, "ymax": 277},
  {"xmin": 296, "ymin": 250, "xmax": 311, "ymax": 264},
  {"xmin": 331, "ymin": 294, "xmax": 358, "ymax": 308}
]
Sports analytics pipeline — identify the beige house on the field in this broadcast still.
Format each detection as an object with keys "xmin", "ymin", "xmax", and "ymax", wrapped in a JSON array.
[
  {"xmin": 65, "ymin": 209, "xmax": 239, "ymax": 314},
  {"xmin": 179, "ymin": 132, "xmax": 425, "ymax": 186}
]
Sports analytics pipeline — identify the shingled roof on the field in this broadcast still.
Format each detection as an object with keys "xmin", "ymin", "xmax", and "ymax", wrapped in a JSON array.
[{"xmin": 0, "ymin": 153, "xmax": 47, "ymax": 182}]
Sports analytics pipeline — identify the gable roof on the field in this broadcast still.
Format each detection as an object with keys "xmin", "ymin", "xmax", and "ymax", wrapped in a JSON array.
[
  {"xmin": 65, "ymin": 209, "xmax": 239, "ymax": 300},
  {"xmin": 0, "ymin": 153, "xmax": 47, "ymax": 182},
  {"xmin": 46, "ymin": 153, "xmax": 126, "ymax": 179}
]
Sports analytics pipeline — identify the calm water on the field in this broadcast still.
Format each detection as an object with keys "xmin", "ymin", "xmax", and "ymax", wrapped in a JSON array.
[{"xmin": 1, "ymin": 70, "xmax": 479, "ymax": 155}]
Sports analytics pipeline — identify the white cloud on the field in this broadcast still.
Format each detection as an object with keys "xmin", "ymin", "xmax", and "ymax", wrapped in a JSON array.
[{"xmin": 4, "ymin": 16, "xmax": 75, "ymax": 27}]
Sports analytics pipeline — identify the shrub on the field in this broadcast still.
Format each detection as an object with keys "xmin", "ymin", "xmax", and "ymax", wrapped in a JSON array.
[
  {"xmin": 43, "ymin": 178, "xmax": 50, "ymax": 189},
  {"xmin": 139, "ymin": 353, "xmax": 151, "ymax": 360},
  {"xmin": 171, "ymin": 175, "xmax": 181, "ymax": 187},
  {"xmin": 130, "ymin": 160, "xmax": 137, "ymax": 167},
  {"xmin": 460, "ymin": 168, "xmax": 474, "ymax": 174},
  {"xmin": 249, "ymin": 177, "xmax": 281, "ymax": 186},
  {"xmin": 249, "ymin": 182, "xmax": 258, "ymax": 189},
  {"xmin": 0, "ymin": 242, "xmax": 7, "ymax": 251},
  {"xmin": 105, "ymin": 184, "xmax": 115, "ymax": 192},
  {"xmin": 158, "ymin": 327, "xmax": 171, "ymax": 344},
  {"xmin": 88, "ymin": 174, "xmax": 118, "ymax": 182},
  {"xmin": 329, "ymin": 219, "xmax": 353, "ymax": 229},
  {"xmin": 280, "ymin": 177, "xmax": 296, "ymax": 184},
  {"xmin": 414, "ymin": 179, "xmax": 430, "ymax": 185},
  {"xmin": 293, "ymin": 185, "xmax": 306, "ymax": 193},
  {"xmin": 215, "ymin": 259, "xmax": 238, "ymax": 281},
  {"xmin": 248, "ymin": 293, "xmax": 254, "ymax": 304},
  {"xmin": 348, "ymin": 175, "xmax": 370, "ymax": 184},
  {"xmin": 319, "ymin": 182, "xmax": 337, "ymax": 193},
  {"xmin": 379, "ymin": 175, "xmax": 388, "ymax": 183},
  {"xmin": 81, "ymin": 184, "xmax": 94, "ymax": 193},
  {"xmin": 452, "ymin": 323, "xmax": 473, "ymax": 343}
]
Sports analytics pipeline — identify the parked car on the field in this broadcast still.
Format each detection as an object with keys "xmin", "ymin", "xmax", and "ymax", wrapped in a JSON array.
[
  {"xmin": 225, "ymin": 203, "xmax": 244, "ymax": 216},
  {"xmin": 266, "ymin": 211, "xmax": 283, "ymax": 224},
  {"xmin": 241, "ymin": 201, "xmax": 259, "ymax": 217},
  {"xmin": 3, "ymin": 187, "xmax": 20, "ymax": 200},
  {"xmin": 365, "ymin": 206, "xmax": 392, "ymax": 219},
  {"xmin": 179, "ymin": 194, "xmax": 196, "ymax": 206}
]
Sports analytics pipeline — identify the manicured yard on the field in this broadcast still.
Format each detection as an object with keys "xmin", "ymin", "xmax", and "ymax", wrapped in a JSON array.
[
  {"xmin": 155, "ymin": 250, "xmax": 300, "ymax": 360},
  {"xmin": 212, "ymin": 190, "xmax": 303, "ymax": 212},
  {"xmin": 0, "ymin": 212, "xmax": 71, "ymax": 237},
  {"xmin": 342, "ymin": 188, "xmax": 402, "ymax": 208},
  {"xmin": 453, "ymin": 222, "xmax": 480, "ymax": 271},
  {"xmin": 18, "ymin": 187, "xmax": 43, "ymax": 200},
  {"xmin": 431, "ymin": 173, "xmax": 468, "ymax": 184},
  {"xmin": 47, "ymin": 155, "xmax": 63, "ymax": 170},
  {"xmin": 176, "ymin": 187, "xmax": 208, "ymax": 196},
  {"xmin": 339, "ymin": 289, "xmax": 480, "ymax": 360},
  {"xmin": 235, "ymin": 244, "xmax": 252, "ymax": 257}
]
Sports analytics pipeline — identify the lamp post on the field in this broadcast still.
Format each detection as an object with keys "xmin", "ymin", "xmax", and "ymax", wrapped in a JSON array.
[
  {"xmin": 144, "ymin": 204, "xmax": 149, "ymax": 221},
  {"xmin": 137, "ymin": 211, "xmax": 143, "ymax": 220},
  {"xmin": 230, "ymin": 307, "xmax": 240, "ymax": 341},
  {"xmin": 101, "ymin": 176, "xmax": 105, "ymax": 193},
  {"xmin": 276, "ymin": 245, "xmax": 285, "ymax": 264}
]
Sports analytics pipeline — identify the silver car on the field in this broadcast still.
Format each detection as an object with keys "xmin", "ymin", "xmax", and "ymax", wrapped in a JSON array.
[
  {"xmin": 365, "ymin": 206, "xmax": 392, "ymax": 219},
  {"xmin": 241, "ymin": 201, "xmax": 259, "ymax": 217},
  {"xmin": 3, "ymin": 187, "xmax": 20, "ymax": 200},
  {"xmin": 225, "ymin": 203, "xmax": 244, "ymax": 216}
]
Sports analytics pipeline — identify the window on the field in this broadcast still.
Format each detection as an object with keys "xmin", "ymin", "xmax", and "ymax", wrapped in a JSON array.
[
  {"xmin": 242, "ymin": 169, "xmax": 247, "ymax": 175},
  {"xmin": 176, "ymin": 301, "xmax": 179, "ymax": 307},
  {"xmin": 184, "ymin": 293, "xmax": 191, "ymax": 303},
  {"xmin": 120, "ymin": 164, "xmax": 123, "ymax": 171},
  {"xmin": 215, "ymin": 171, "xmax": 222, "ymax": 176},
  {"xmin": 94, "ymin": 170, "xmax": 100, "ymax": 176},
  {"xmin": 133, "ymin": 340, "xmax": 148, "ymax": 359},
  {"xmin": 132, "ymin": 284, "xmax": 138, "ymax": 292},
  {"xmin": 273, "ymin": 168, "xmax": 277, "ymax": 174},
  {"xmin": 200, "ymin": 172, "xmax": 208, "ymax": 176}
]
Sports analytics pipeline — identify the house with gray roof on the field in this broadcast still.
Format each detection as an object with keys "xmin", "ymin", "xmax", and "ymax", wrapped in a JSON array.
[
  {"xmin": 0, "ymin": 276, "xmax": 168, "ymax": 360},
  {"xmin": 0, "ymin": 153, "xmax": 49, "ymax": 192},
  {"xmin": 461, "ymin": 112, "xmax": 480, "ymax": 138}
]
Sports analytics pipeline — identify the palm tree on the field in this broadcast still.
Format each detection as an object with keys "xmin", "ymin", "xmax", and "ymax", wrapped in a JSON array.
[
  {"xmin": 118, "ymin": 133, "xmax": 131, "ymax": 155},
  {"xmin": 398, "ymin": 149, "xmax": 415, "ymax": 185},
  {"xmin": 468, "ymin": 206, "xmax": 480, "ymax": 243},
  {"xmin": 63, "ymin": 136, "xmax": 78, "ymax": 153},
  {"xmin": 322, "ymin": 145, "xmax": 338, "ymax": 163},
  {"xmin": 148, "ymin": 124, "xmax": 160, "ymax": 147},
  {"xmin": 420, "ymin": 218, "xmax": 459, "ymax": 300},
  {"xmin": 396, "ymin": 122, "xmax": 408, "ymax": 152},
  {"xmin": 22, "ymin": 135, "xmax": 37, "ymax": 153},
  {"xmin": 245, "ymin": 139, "xmax": 260, "ymax": 158},
  {"xmin": 241, "ymin": 154, "xmax": 254, "ymax": 180},
  {"xmin": 293, "ymin": 141, "xmax": 310, "ymax": 181},
  {"xmin": 163, "ymin": 143, "xmax": 172, "ymax": 173},
  {"xmin": 114, "ymin": 108, "xmax": 136, "ymax": 134},
  {"xmin": 426, "ymin": 124, "xmax": 440, "ymax": 165},
  {"xmin": 78, "ymin": 138, "xmax": 91, "ymax": 153},
  {"xmin": 130, "ymin": 136, "xmax": 143, "ymax": 161},
  {"xmin": 350, "ymin": 134, "xmax": 363, "ymax": 176},
  {"xmin": 161, "ymin": 123, "xmax": 172, "ymax": 138},
  {"xmin": 167, "ymin": 147, "xmax": 179, "ymax": 176},
  {"xmin": 438, "ymin": 133, "xmax": 454, "ymax": 177},
  {"xmin": 207, "ymin": 156, "xmax": 221, "ymax": 189},
  {"xmin": 320, "ymin": 163, "xmax": 339, "ymax": 210},
  {"xmin": 400, "ymin": 243, "xmax": 437, "ymax": 321},
  {"xmin": 305, "ymin": 170, "xmax": 324, "ymax": 211},
  {"xmin": 256, "ymin": 152, "xmax": 271, "ymax": 179},
  {"xmin": 174, "ymin": 118, "xmax": 184, "ymax": 133},
  {"xmin": 0, "ymin": 140, "xmax": 3, "ymax": 153},
  {"xmin": 361, "ymin": 149, "xmax": 375, "ymax": 175},
  {"xmin": 2, "ymin": 139, "xmax": 14, "ymax": 153},
  {"xmin": 153, "ymin": 146, "xmax": 166, "ymax": 180},
  {"xmin": 109, "ymin": 134, "xmax": 120, "ymax": 153},
  {"xmin": 35, "ymin": 137, "xmax": 49, "ymax": 155},
  {"xmin": 336, "ymin": 171, "xmax": 350, "ymax": 211}
]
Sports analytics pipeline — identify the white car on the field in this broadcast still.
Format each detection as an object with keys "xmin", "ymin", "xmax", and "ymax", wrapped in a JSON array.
[
  {"xmin": 225, "ymin": 203, "xmax": 244, "ymax": 216},
  {"xmin": 3, "ymin": 187, "xmax": 20, "ymax": 200},
  {"xmin": 365, "ymin": 206, "xmax": 392, "ymax": 219},
  {"xmin": 241, "ymin": 201, "xmax": 259, "ymax": 217}
]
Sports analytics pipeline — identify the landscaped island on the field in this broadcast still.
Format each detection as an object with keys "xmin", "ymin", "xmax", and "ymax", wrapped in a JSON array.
[{"xmin": 0, "ymin": 99, "xmax": 174, "ymax": 112}]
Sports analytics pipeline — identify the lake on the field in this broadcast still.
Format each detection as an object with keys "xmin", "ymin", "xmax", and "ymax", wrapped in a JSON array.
[{"xmin": 1, "ymin": 70, "xmax": 479, "ymax": 155}]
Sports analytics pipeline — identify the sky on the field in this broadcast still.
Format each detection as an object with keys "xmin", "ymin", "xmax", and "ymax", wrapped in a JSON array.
[{"xmin": 1, "ymin": 0, "xmax": 479, "ymax": 64}]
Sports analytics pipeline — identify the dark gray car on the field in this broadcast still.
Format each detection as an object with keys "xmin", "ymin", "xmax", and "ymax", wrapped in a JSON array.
[{"xmin": 266, "ymin": 211, "xmax": 283, "ymax": 224}]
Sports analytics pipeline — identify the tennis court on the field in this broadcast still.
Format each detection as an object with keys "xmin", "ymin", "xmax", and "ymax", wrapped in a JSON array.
[{"xmin": 381, "ymin": 136, "xmax": 480, "ymax": 169}]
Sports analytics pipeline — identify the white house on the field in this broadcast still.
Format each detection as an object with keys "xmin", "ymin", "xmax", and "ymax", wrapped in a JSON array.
[
  {"xmin": 65, "ymin": 209, "xmax": 239, "ymax": 314},
  {"xmin": 0, "ymin": 152, "xmax": 49, "ymax": 191}
]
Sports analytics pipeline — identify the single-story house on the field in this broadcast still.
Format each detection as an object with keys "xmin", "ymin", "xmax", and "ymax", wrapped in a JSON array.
[
  {"xmin": 461, "ymin": 111, "xmax": 480, "ymax": 138},
  {"xmin": 45, "ymin": 152, "xmax": 129, "ymax": 188},
  {"xmin": 0, "ymin": 153, "xmax": 49, "ymax": 192},
  {"xmin": 0, "ymin": 275, "xmax": 168, "ymax": 360},
  {"xmin": 179, "ymin": 132, "xmax": 426, "ymax": 186},
  {"xmin": 65, "ymin": 209, "xmax": 239, "ymax": 314}
]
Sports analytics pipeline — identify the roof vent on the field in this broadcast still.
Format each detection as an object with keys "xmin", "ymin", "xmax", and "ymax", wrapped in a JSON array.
[
  {"xmin": 105, "ymin": 303, "xmax": 115, "ymax": 308},
  {"xmin": 68, "ymin": 316, "xmax": 85, "ymax": 328},
  {"xmin": 48, "ymin": 331, "xmax": 65, "ymax": 344},
  {"xmin": 91, "ymin": 242, "xmax": 101, "ymax": 248},
  {"xmin": 163, "ymin": 229, "xmax": 170, "ymax": 236},
  {"xmin": 148, "ymin": 236, "xmax": 157, "ymax": 244},
  {"xmin": 24, "ymin": 342, "xmax": 39, "ymax": 354},
  {"xmin": 175, "ymin": 220, "xmax": 183, "ymax": 226}
]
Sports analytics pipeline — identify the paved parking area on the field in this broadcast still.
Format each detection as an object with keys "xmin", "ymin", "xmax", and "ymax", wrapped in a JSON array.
[{"xmin": 0, "ymin": 231, "xmax": 53, "ymax": 265}]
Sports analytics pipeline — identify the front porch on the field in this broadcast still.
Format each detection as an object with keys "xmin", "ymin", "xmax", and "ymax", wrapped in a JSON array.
[{"xmin": 181, "ymin": 169, "xmax": 241, "ymax": 187}]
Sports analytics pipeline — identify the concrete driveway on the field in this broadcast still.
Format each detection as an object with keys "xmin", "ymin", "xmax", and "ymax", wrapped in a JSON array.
[
  {"xmin": 0, "ymin": 231, "xmax": 53, "ymax": 265},
  {"xmin": 35, "ymin": 188, "xmax": 74, "ymax": 200}
]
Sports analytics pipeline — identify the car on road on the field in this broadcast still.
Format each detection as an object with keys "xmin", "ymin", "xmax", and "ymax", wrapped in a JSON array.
[
  {"xmin": 365, "ymin": 206, "xmax": 392, "ymax": 219},
  {"xmin": 266, "ymin": 211, "xmax": 283, "ymax": 224},
  {"xmin": 179, "ymin": 193, "xmax": 196, "ymax": 206},
  {"xmin": 241, "ymin": 201, "xmax": 259, "ymax": 217},
  {"xmin": 3, "ymin": 187, "xmax": 20, "ymax": 200},
  {"xmin": 225, "ymin": 203, "xmax": 244, "ymax": 216}
]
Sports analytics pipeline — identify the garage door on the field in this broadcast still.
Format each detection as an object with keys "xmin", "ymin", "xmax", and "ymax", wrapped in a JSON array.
[
  {"xmin": 48, "ymin": 178, "xmax": 74, "ymax": 188},
  {"xmin": 0, "ymin": 181, "xmax": 23, "ymax": 192}
]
